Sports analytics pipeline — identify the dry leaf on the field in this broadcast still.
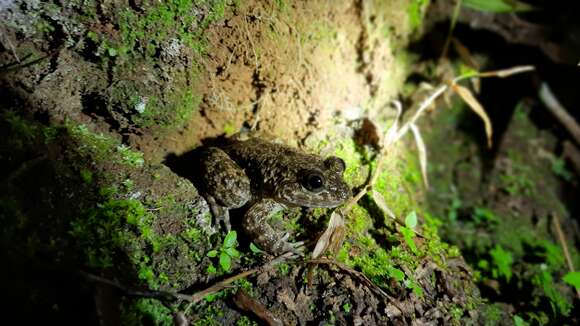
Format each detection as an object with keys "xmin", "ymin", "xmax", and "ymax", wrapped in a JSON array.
[
  {"xmin": 372, "ymin": 189, "xmax": 396, "ymax": 221},
  {"xmin": 396, "ymin": 85, "xmax": 448, "ymax": 142},
  {"xmin": 312, "ymin": 210, "xmax": 345, "ymax": 259},
  {"xmin": 476, "ymin": 65, "xmax": 535, "ymax": 78},
  {"xmin": 452, "ymin": 38, "xmax": 480, "ymax": 70},
  {"xmin": 410, "ymin": 123, "xmax": 429, "ymax": 188},
  {"xmin": 452, "ymin": 83, "xmax": 493, "ymax": 148},
  {"xmin": 383, "ymin": 101, "xmax": 402, "ymax": 148}
]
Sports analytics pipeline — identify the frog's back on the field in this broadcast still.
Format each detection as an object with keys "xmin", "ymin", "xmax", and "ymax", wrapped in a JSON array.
[{"xmin": 222, "ymin": 138, "xmax": 321, "ymax": 191}]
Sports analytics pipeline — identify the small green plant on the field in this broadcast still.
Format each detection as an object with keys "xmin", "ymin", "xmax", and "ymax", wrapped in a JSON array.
[
  {"xmin": 277, "ymin": 263, "xmax": 290, "ymax": 275},
  {"xmin": 207, "ymin": 231, "xmax": 241, "ymax": 272},
  {"xmin": 117, "ymin": 144, "xmax": 145, "ymax": 167},
  {"xmin": 342, "ymin": 302, "xmax": 352, "ymax": 314},
  {"xmin": 447, "ymin": 197, "xmax": 462, "ymax": 223},
  {"xmin": 400, "ymin": 211, "xmax": 419, "ymax": 255},
  {"xmin": 513, "ymin": 315, "xmax": 530, "ymax": 326},
  {"xmin": 236, "ymin": 316, "xmax": 258, "ymax": 326},
  {"xmin": 489, "ymin": 244, "xmax": 513, "ymax": 282},
  {"xmin": 551, "ymin": 158, "xmax": 573, "ymax": 181},
  {"xmin": 532, "ymin": 269, "xmax": 572, "ymax": 316},
  {"xmin": 563, "ymin": 271, "xmax": 580, "ymax": 292},
  {"xmin": 472, "ymin": 207, "xmax": 500, "ymax": 225},
  {"xmin": 249, "ymin": 242, "xmax": 264, "ymax": 254},
  {"xmin": 80, "ymin": 169, "xmax": 93, "ymax": 184},
  {"xmin": 463, "ymin": 0, "xmax": 534, "ymax": 13}
]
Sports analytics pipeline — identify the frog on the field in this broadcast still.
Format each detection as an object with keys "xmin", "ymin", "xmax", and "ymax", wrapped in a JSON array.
[{"xmin": 198, "ymin": 136, "xmax": 351, "ymax": 255}]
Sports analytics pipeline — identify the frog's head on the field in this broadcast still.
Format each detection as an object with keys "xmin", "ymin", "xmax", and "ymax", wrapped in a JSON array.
[{"xmin": 275, "ymin": 156, "xmax": 351, "ymax": 208}]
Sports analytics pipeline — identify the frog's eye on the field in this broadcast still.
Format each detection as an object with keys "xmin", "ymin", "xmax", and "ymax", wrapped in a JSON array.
[
  {"xmin": 325, "ymin": 156, "xmax": 346, "ymax": 173},
  {"xmin": 302, "ymin": 171, "xmax": 325, "ymax": 193}
]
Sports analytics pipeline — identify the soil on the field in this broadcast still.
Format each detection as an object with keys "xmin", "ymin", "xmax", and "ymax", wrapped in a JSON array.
[{"xmin": 133, "ymin": 0, "xmax": 407, "ymax": 162}]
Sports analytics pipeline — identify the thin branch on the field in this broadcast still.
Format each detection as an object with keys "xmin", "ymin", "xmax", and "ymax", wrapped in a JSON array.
[
  {"xmin": 440, "ymin": 0, "xmax": 463, "ymax": 61},
  {"xmin": 306, "ymin": 258, "xmax": 404, "ymax": 313},
  {"xmin": 552, "ymin": 214, "xmax": 580, "ymax": 299},
  {"xmin": 538, "ymin": 82, "xmax": 580, "ymax": 146},
  {"xmin": 183, "ymin": 252, "xmax": 294, "ymax": 304},
  {"xmin": 233, "ymin": 290, "xmax": 284, "ymax": 326},
  {"xmin": 5, "ymin": 154, "xmax": 48, "ymax": 184}
]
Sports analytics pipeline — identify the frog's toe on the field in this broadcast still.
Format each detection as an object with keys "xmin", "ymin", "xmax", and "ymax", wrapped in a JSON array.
[
  {"xmin": 272, "ymin": 233, "xmax": 305, "ymax": 256},
  {"xmin": 282, "ymin": 240, "xmax": 305, "ymax": 257}
]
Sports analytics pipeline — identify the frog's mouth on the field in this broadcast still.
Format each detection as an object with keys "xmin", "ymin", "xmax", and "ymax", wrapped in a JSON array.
[{"xmin": 275, "ymin": 181, "xmax": 351, "ymax": 208}]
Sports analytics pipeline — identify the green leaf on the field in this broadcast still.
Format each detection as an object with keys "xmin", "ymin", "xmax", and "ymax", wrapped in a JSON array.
[
  {"xmin": 405, "ymin": 280, "xmax": 424, "ymax": 297},
  {"xmin": 389, "ymin": 267, "xmax": 405, "ymax": 281},
  {"xmin": 206, "ymin": 264, "xmax": 217, "ymax": 274},
  {"xmin": 400, "ymin": 226, "xmax": 418, "ymax": 254},
  {"xmin": 249, "ymin": 242, "xmax": 264, "ymax": 254},
  {"xmin": 220, "ymin": 251, "xmax": 232, "ymax": 271},
  {"xmin": 513, "ymin": 315, "xmax": 529, "ymax": 326},
  {"xmin": 223, "ymin": 230, "xmax": 237, "ymax": 248},
  {"xmin": 206, "ymin": 250, "xmax": 218, "ymax": 258},
  {"xmin": 107, "ymin": 47, "xmax": 118, "ymax": 57},
  {"xmin": 563, "ymin": 271, "xmax": 580, "ymax": 290},
  {"xmin": 225, "ymin": 247, "xmax": 241, "ymax": 258},
  {"xmin": 473, "ymin": 207, "xmax": 500, "ymax": 224},
  {"xmin": 405, "ymin": 211, "xmax": 418, "ymax": 229},
  {"xmin": 463, "ymin": 0, "xmax": 535, "ymax": 13},
  {"xmin": 490, "ymin": 244, "xmax": 513, "ymax": 282}
]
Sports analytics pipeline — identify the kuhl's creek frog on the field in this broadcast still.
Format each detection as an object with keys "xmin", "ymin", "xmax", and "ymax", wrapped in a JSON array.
[{"xmin": 198, "ymin": 137, "xmax": 351, "ymax": 254}]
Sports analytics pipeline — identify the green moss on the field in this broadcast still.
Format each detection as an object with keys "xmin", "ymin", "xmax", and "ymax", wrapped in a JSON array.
[
  {"xmin": 70, "ymin": 198, "xmax": 173, "ymax": 289},
  {"xmin": 192, "ymin": 305, "xmax": 225, "ymax": 326},
  {"xmin": 352, "ymin": 241, "xmax": 406, "ymax": 284},
  {"xmin": 328, "ymin": 134, "xmax": 459, "ymax": 297},
  {"xmin": 67, "ymin": 123, "xmax": 146, "ymax": 169},
  {"xmin": 481, "ymin": 304, "xmax": 505, "ymax": 326},
  {"xmin": 333, "ymin": 138, "xmax": 368, "ymax": 187},
  {"xmin": 80, "ymin": 169, "xmax": 94, "ymax": 184},
  {"xmin": 114, "ymin": 0, "xmax": 228, "ymax": 60},
  {"xmin": 408, "ymin": 0, "xmax": 430, "ymax": 31},
  {"xmin": 236, "ymin": 315, "xmax": 258, "ymax": 326},
  {"xmin": 78, "ymin": 1, "xmax": 232, "ymax": 132},
  {"xmin": 131, "ymin": 89, "xmax": 202, "ymax": 130},
  {"xmin": 121, "ymin": 298, "xmax": 173, "ymax": 326},
  {"xmin": 235, "ymin": 278, "xmax": 254, "ymax": 296},
  {"xmin": 223, "ymin": 121, "xmax": 237, "ymax": 136},
  {"xmin": 3, "ymin": 110, "xmax": 40, "ymax": 148}
]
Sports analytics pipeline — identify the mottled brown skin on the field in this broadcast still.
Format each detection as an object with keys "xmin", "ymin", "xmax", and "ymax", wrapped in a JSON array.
[{"xmin": 199, "ymin": 137, "xmax": 351, "ymax": 254}]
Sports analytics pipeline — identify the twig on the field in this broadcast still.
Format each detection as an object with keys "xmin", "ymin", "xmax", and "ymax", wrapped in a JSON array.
[
  {"xmin": 183, "ymin": 252, "xmax": 294, "ymax": 304},
  {"xmin": 552, "ymin": 214, "xmax": 580, "ymax": 299},
  {"xmin": 562, "ymin": 141, "xmax": 580, "ymax": 175},
  {"xmin": 84, "ymin": 252, "xmax": 294, "ymax": 306},
  {"xmin": 306, "ymin": 258, "xmax": 404, "ymax": 313},
  {"xmin": 1, "ymin": 32, "xmax": 20, "ymax": 63},
  {"xmin": 538, "ymin": 82, "xmax": 580, "ymax": 146},
  {"xmin": 5, "ymin": 154, "xmax": 48, "ymax": 184},
  {"xmin": 440, "ymin": 0, "xmax": 463, "ymax": 61},
  {"xmin": 82, "ymin": 272, "xmax": 177, "ymax": 300},
  {"xmin": 242, "ymin": 15, "xmax": 260, "ymax": 73},
  {"xmin": 233, "ymin": 290, "xmax": 284, "ymax": 326}
]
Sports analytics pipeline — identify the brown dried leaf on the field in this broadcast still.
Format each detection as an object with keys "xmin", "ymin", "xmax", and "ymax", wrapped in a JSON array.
[
  {"xmin": 476, "ymin": 65, "xmax": 535, "ymax": 78},
  {"xmin": 372, "ymin": 189, "xmax": 396, "ymax": 221},
  {"xmin": 452, "ymin": 38, "xmax": 480, "ymax": 70},
  {"xmin": 410, "ymin": 123, "xmax": 429, "ymax": 188},
  {"xmin": 383, "ymin": 101, "xmax": 402, "ymax": 148},
  {"xmin": 312, "ymin": 209, "xmax": 345, "ymax": 259},
  {"xmin": 452, "ymin": 84, "xmax": 493, "ymax": 148}
]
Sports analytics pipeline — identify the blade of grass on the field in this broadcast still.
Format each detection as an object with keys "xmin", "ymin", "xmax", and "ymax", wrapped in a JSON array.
[{"xmin": 451, "ymin": 83, "xmax": 493, "ymax": 148}]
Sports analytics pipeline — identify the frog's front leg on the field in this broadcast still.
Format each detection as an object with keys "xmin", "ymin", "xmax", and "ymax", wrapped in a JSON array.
[
  {"xmin": 243, "ymin": 199, "xmax": 304, "ymax": 255},
  {"xmin": 199, "ymin": 147, "xmax": 251, "ymax": 231}
]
